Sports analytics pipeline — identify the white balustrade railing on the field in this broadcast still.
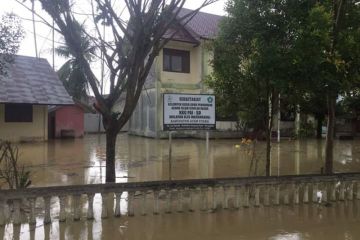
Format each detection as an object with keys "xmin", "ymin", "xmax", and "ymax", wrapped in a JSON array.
[{"xmin": 1, "ymin": 173, "xmax": 360, "ymax": 226}]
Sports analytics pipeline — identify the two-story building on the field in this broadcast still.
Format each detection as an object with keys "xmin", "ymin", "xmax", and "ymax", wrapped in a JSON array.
[{"xmin": 127, "ymin": 8, "xmax": 224, "ymax": 138}]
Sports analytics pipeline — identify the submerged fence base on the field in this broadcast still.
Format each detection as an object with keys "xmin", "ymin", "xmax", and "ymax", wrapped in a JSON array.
[{"xmin": 1, "ymin": 173, "xmax": 360, "ymax": 225}]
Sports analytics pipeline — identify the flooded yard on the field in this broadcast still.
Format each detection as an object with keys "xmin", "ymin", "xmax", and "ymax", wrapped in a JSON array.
[
  {"xmin": 3, "ymin": 134, "xmax": 360, "ymax": 240},
  {"xmin": 14, "ymin": 134, "xmax": 360, "ymax": 187}
]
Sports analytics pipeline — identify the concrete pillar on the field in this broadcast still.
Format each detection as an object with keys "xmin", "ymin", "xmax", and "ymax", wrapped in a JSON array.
[
  {"xmin": 211, "ymin": 186, "xmax": 217, "ymax": 211},
  {"xmin": 348, "ymin": 182, "xmax": 354, "ymax": 200},
  {"xmin": 141, "ymin": 191, "xmax": 147, "ymax": 216},
  {"xmin": 200, "ymin": 187, "xmax": 208, "ymax": 211},
  {"xmin": 114, "ymin": 192, "xmax": 122, "ymax": 217},
  {"xmin": 128, "ymin": 191, "xmax": 135, "ymax": 216},
  {"xmin": 312, "ymin": 183, "xmax": 318, "ymax": 203},
  {"xmin": 165, "ymin": 190, "xmax": 172, "ymax": 214},
  {"xmin": 101, "ymin": 193, "xmax": 111, "ymax": 219},
  {"xmin": 254, "ymin": 185, "xmax": 260, "ymax": 207},
  {"xmin": 43, "ymin": 196, "xmax": 52, "ymax": 224},
  {"xmin": 284, "ymin": 188, "xmax": 290, "ymax": 205},
  {"xmin": 234, "ymin": 186, "xmax": 241, "ymax": 209},
  {"xmin": 28, "ymin": 198, "xmax": 36, "ymax": 225},
  {"xmin": 330, "ymin": 182, "xmax": 337, "ymax": 201},
  {"xmin": 177, "ymin": 189, "xmax": 184, "ymax": 213},
  {"xmin": 264, "ymin": 186, "xmax": 270, "ymax": 206},
  {"xmin": 188, "ymin": 188, "xmax": 195, "ymax": 212},
  {"xmin": 13, "ymin": 199, "xmax": 22, "ymax": 225},
  {"xmin": 87, "ymin": 194, "xmax": 95, "ymax": 220},
  {"xmin": 73, "ymin": 195, "xmax": 81, "ymax": 221},
  {"xmin": 243, "ymin": 185, "xmax": 250, "ymax": 208},
  {"xmin": 293, "ymin": 184, "xmax": 299, "ymax": 205},
  {"xmin": 303, "ymin": 184, "xmax": 309, "ymax": 203},
  {"xmin": 339, "ymin": 182, "xmax": 345, "ymax": 201},
  {"xmin": 0, "ymin": 199, "xmax": 5, "ymax": 226},
  {"xmin": 356, "ymin": 182, "xmax": 360, "ymax": 200},
  {"xmin": 59, "ymin": 196, "xmax": 67, "ymax": 222},
  {"xmin": 322, "ymin": 188, "xmax": 328, "ymax": 202},
  {"xmin": 274, "ymin": 185, "xmax": 280, "ymax": 205},
  {"xmin": 223, "ymin": 186, "xmax": 229, "ymax": 209},
  {"xmin": 153, "ymin": 191, "xmax": 160, "ymax": 215}
]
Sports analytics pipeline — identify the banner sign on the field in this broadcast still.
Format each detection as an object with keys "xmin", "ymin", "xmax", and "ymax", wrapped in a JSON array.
[{"xmin": 163, "ymin": 93, "xmax": 216, "ymax": 130}]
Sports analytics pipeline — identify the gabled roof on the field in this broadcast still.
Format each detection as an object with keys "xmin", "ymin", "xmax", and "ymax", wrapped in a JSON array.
[
  {"xmin": 178, "ymin": 8, "xmax": 223, "ymax": 40},
  {"xmin": 0, "ymin": 55, "xmax": 73, "ymax": 105}
]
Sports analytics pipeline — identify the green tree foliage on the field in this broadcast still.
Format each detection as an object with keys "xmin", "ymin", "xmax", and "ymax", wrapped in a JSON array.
[
  {"xmin": 210, "ymin": 0, "xmax": 360, "ymax": 175},
  {"xmin": 208, "ymin": 0, "xmax": 313, "ymax": 176},
  {"xmin": 290, "ymin": 1, "xmax": 360, "ymax": 173},
  {"xmin": 0, "ymin": 13, "xmax": 25, "ymax": 75},
  {"xmin": 56, "ymin": 22, "xmax": 97, "ymax": 101}
]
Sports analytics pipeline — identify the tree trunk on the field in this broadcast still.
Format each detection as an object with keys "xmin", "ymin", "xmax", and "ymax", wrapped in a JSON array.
[
  {"xmin": 316, "ymin": 115, "xmax": 324, "ymax": 139},
  {"xmin": 105, "ymin": 129, "xmax": 117, "ymax": 183},
  {"xmin": 265, "ymin": 92, "xmax": 273, "ymax": 177},
  {"xmin": 325, "ymin": 95, "xmax": 336, "ymax": 174}
]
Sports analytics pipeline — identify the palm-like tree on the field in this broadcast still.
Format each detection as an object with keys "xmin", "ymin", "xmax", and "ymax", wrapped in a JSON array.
[{"xmin": 56, "ymin": 22, "xmax": 97, "ymax": 101}]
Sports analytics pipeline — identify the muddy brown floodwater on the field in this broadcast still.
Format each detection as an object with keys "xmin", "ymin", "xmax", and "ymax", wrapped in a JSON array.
[{"xmin": 2, "ymin": 134, "xmax": 360, "ymax": 240}]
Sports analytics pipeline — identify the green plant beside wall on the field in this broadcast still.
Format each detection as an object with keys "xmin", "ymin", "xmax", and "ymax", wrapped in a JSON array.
[{"xmin": 0, "ymin": 141, "xmax": 31, "ymax": 189}]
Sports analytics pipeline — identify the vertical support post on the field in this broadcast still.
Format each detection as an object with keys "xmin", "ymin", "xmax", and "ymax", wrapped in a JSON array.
[
  {"xmin": 356, "ymin": 182, "xmax": 360, "ymax": 200},
  {"xmin": 348, "ymin": 182, "xmax": 354, "ymax": 200},
  {"xmin": 114, "ymin": 192, "xmax": 122, "ymax": 217},
  {"xmin": 43, "ymin": 196, "xmax": 51, "ymax": 224},
  {"xmin": 73, "ymin": 195, "xmax": 81, "ymax": 221},
  {"xmin": 284, "ymin": 186, "xmax": 289, "ymax": 205},
  {"xmin": 59, "ymin": 196, "xmax": 67, "ymax": 222},
  {"xmin": 339, "ymin": 182, "xmax": 345, "ymax": 201},
  {"xmin": 168, "ymin": 131, "xmax": 173, "ymax": 181},
  {"xmin": 206, "ymin": 131, "xmax": 210, "ymax": 178},
  {"xmin": 293, "ymin": 184, "xmax": 299, "ymax": 205},
  {"xmin": 243, "ymin": 185, "xmax": 250, "ymax": 207},
  {"xmin": 153, "ymin": 191, "xmax": 160, "ymax": 215},
  {"xmin": 330, "ymin": 182, "xmax": 337, "ymax": 201},
  {"xmin": 303, "ymin": 184, "xmax": 309, "ymax": 203},
  {"xmin": 177, "ymin": 189, "xmax": 184, "ymax": 212},
  {"xmin": 274, "ymin": 185, "xmax": 280, "ymax": 205},
  {"xmin": 165, "ymin": 189, "xmax": 172, "ymax": 214},
  {"xmin": 254, "ymin": 185, "xmax": 260, "ymax": 207},
  {"xmin": 28, "ymin": 198, "xmax": 37, "ymax": 225},
  {"xmin": 188, "ymin": 188, "xmax": 195, "ymax": 212},
  {"xmin": 312, "ymin": 183, "xmax": 318, "ymax": 203},
  {"xmin": 322, "ymin": 186, "xmax": 328, "ymax": 203},
  {"xmin": 200, "ymin": 187, "xmax": 208, "ymax": 211},
  {"xmin": 87, "ymin": 194, "xmax": 95, "ymax": 220},
  {"xmin": 223, "ymin": 186, "xmax": 229, "ymax": 209},
  {"xmin": 264, "ymin": 186, "xmax": 270, "ymax": 206},
  {"xmin": 211, "ymin": 186, "xmax": 217, "ymax": 211},
  {"xmin": 101, "ymin": 193, "xmax": 108, "ymax": 219},
  {"xmin": 13, "ymin": 199, "xmax": 22, "ymax": 225},
  {"xmin": 141, "ymin": 191, "xmax": 147, "ymax": 216},
  {"xmin": 0, "ymin": 199, "xmax": 6, "ymax": 226},
  {"xmin": 128, "ymin": 191, "xmax": 135, "ymax": 216},
  {"xmin": 234, "ymin": 186, "xmax": 241, "ymax": 209}
]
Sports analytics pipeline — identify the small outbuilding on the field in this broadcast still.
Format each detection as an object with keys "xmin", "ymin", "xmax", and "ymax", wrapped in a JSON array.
[
  {"xmin": 0, "ymin": 55, "xmax": 73, "ymax": 142},
  {"xmin": 48, "ymin": 101, "xmax": 89, "ymax": 138}
]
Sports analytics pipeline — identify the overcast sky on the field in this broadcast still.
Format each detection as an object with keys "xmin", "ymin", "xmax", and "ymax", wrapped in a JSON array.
[
  {"xmin": 1, "ymin": 0, "xmax": 226, "ymax": 69},
  {"xmin": 1, "ymin": 0, "xmax": 226, "ymax": 94}
]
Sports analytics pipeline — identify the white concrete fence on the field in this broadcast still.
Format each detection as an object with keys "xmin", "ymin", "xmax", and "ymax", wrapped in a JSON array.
[{"xmin": 1, "ymin": 173, "xmax": 360, "ymax": 226}]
